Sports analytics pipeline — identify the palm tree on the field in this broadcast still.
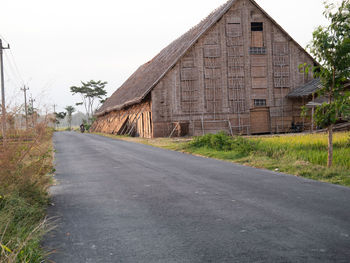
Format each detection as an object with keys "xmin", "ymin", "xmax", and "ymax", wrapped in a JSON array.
[{"xmin": 65, "ymin": 106, "xmax": 76, "ymax": 130}]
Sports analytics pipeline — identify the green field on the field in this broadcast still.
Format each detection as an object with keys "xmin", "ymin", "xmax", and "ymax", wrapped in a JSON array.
[
  {"xmin": 249, "ymin": 133, "xmax": 350, "ymax": 169},
  {"xmin": 97, "ymin": 131, "xmax": 350, "ymax": 187}
]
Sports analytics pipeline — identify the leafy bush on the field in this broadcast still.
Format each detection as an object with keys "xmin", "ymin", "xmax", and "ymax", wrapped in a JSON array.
[
  {"xmin": 190, "ymin": 131, "xmax": 258, "ymax": 155},
  {"xmin": 81, "ymin": 119, "xmax": 92, "ymax": 131},
  {"xmin": 84, "ymin": 123, "xmax": 91, "ymax": 131}
]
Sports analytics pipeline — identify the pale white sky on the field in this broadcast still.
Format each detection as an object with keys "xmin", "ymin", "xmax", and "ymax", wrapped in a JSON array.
[{"xmin": 0, "ymin": 0, "xmax": 331, "ymax": 113}]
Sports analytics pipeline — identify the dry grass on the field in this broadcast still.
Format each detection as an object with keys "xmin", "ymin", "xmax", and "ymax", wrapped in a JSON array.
[{"xmin": 0, "ymin": 123, "xmax": 54, "ymax": 263}]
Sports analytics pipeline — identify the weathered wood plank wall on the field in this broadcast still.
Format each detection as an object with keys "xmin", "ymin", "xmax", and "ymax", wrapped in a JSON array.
[{"xmin": 151, "ymin": 0, "xmax": 314, "ymax": 137}]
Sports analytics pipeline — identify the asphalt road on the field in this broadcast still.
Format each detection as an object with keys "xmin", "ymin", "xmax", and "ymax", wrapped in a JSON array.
[{"xmin": 44, "ymin": 132, "xmax": 350, "ymax": 263}]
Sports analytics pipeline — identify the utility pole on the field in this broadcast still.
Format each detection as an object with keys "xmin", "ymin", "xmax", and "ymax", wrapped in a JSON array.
[
  {"xmin": 21, "ymin": 85, "xmax": 29, "ymax": 130},
  {"xmin": 0, "ymin": 39, "xmax": 10, "ymax": 146}
]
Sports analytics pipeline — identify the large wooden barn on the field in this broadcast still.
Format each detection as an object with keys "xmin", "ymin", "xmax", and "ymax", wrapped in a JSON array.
[{"xmin": 92, "ymin": 0, "xmax": 317, "ymax": 138}]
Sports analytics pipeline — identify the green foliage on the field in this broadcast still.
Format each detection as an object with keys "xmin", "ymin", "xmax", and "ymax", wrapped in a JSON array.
[
  {"xmin": 84, "ymin": 123, "xmax": 91, "ymax": 131},
  {"xmin": 300, "ymin": 106, "xmax": 308, "ymax": 118},
  {"xmin": 54, "ymin": 112, "xmax": 66, "ymax": 125},
  {"xmin": 27, "ymin": 104, "xmax": 35, "ymax": 116},
  {"xmin": 315, "ymin": 103, "xmax": 337, "ymax": 128},
  {"xmin": 190, "ymin": 132, "xmax": 258, "ymax": 155},
  {"xmin": 70, "ymin": 80, "xmax": 107, "ymax": 99},
  {"xmin": 64, "ymin": 105, "xmax": 76, "ymax": 130},
  {"xmin": 99, "ymin": 97, "xmax": 108, "ymax": 104},
  {"xmin": 82, "ymin": 119, "xmax": 91, "ymax": 131},
  {"xmin": 298, "ymin": 63, "xmax": 313, "ymax": 82},
  {"xmin": 314, "ymin": 92, "xmax": 350, "ymax": 128},
  {"xmin": 64, "ymin": 106, "xmax": 75, "ymax": 115},
  {"xmin": 70, "ymin": 80, "xmax": 108, "ymax": 123},
  {"xmin": 308, "ymin": 0, "xmax": 350, "ymax": 128},
  {"xmin": 305, "ymin": 0, "xmax": 350, "ymax": 166}
]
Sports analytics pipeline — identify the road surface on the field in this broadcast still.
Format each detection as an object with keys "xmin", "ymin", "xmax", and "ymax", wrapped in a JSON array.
[{"xmin": 45, "ymin": 132, "xmax": 350, "ymax": 262}]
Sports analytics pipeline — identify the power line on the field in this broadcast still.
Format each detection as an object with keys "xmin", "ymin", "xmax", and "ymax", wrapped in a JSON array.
[
  {"xmin": 4, "ymin": 52, "xmax": 24, "ymax": 86},
  {"xmin": 0, "ymin": 34, "xmax": 25, "ymax": 86},
  {"xmin": 0, "ymin": 35, "xmax": 9, "ymax": 45},
  {"xmin": 3, "ymin": 63, "xmax": 22, "ymax": 88},
  {"xmin": 3, "ymin": 70, "xmax": 21, "ymax": 87},
  {"xmin": 8, "ymin": 49, "xmax": 24, "ymax": 84},
  {"xmin": 4, "ymin": 53, "xmax": 22, "ymax": 86}
]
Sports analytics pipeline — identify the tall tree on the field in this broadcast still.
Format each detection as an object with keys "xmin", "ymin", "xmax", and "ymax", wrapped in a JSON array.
[
  {"xmin": 65, "ymin": 106, "xmax": 76, "ymax": 130},
  {"xmin": 308, "ymin": 0, "xmax": 350, "ymax": 167},
  {"xmin": 54, "ymin": 112, "xmax": 66, "ymax": 127},
  {"xmin": 70, "ymin": 80, "xmax": 107, "ymax": 123}
]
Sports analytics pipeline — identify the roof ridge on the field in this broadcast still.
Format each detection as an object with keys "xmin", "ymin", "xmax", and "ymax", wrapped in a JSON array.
[
  {"xmin": 97, "ymin": 0, "xmax": 317, "ymax": 116},
  {"xmin": 97, "ymin": 0, "xmax": 235, "ymax": 116}
]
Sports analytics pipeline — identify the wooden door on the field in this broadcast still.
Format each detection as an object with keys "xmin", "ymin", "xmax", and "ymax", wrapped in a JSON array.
[{"xmin": 250, "ymin": 108, "xmax": 270, "ymax": 134}]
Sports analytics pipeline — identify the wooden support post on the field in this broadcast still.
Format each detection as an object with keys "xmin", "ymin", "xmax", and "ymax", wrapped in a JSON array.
[
  {"xmin": 238, "ymin": 112, "xmax": 241, "ymax": 133},
  {"xmin": 227, "ymin": 119, "xmax": 233, "ymax": 137},
  {"xmin": 128, "ymin": 110, "xmax": 145, "ymax": 136},
  {"xmin": 127, "ymin": 107, "xmax": 146, "ymax": 136},
  {"xmin": 119, "ymin": 113, "xmax": 130, "ymax": 135},
  {"xmin": 201, "ymin": 114, "xmax": 204, "ymax": 135},
  {"xmin": 302, "ymin": 97, "xmax": 305, "ymax": 130},
  {"xmin": 169, "ymin": 122, "xmax": 180, "ymax": 138},
  {"xmin": 114, "ymin": 111, "xmax": 130, "ymax": 134}
]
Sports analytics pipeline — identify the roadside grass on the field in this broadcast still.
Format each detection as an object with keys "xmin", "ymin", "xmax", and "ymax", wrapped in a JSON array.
[
  {"xmin": 0, "ymin": 124, "xmax": 54, "ymax": 263},
  {"xmin": 95, "ymin": 131, "xmax": 350, "ymax": 187}
]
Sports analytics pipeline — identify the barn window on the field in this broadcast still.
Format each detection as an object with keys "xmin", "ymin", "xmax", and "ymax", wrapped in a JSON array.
[
  {"xmin": 251, "ymin": 22, "xmax": 264, "ymax": 48},
  {"xmin": 226, "ymin": 23, "xmax": 242, "ymax": 38},
  {"xmin": 254, "ymin": 99, "xmax": 266, "ymax": 107},
  {"xmin": 249, "ymin": 47, "xmax": 266, "ymax": 54},
  {"xmin": 251, "ymin": 22, "xmax": 263, "ymax": 31}
]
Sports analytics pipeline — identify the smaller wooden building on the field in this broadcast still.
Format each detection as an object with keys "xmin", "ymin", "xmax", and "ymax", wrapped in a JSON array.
[{"xmin": 92, "ymin": 0, "xmax": 318, "ymax": 137}]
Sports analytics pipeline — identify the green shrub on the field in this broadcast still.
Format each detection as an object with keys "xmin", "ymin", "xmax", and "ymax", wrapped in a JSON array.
[
  {"xmin": 84, "ymin": 123, "xmax": 91, "ymax": 131},
  {"xmin": 190, "ymin": 131, "xmax": 258, "ymax": 155}
]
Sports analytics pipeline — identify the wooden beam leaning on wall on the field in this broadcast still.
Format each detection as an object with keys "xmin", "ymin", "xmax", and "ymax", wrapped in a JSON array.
[{"xmin": 127, "ymin": 107, "xmax": 146, "ymax": 136}]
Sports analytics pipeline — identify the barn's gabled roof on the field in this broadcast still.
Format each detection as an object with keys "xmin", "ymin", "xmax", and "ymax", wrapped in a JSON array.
[
  {"xmin": 287, "ymin": 79, "xmax": 322, "ymax": 98},
  {"xmin": 97, "ymin": 0, "xmax": 235, "ymax": 116},
  {"xmin": 97, "ymin": 0, "xmax": 316, "ymax": 116}
]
